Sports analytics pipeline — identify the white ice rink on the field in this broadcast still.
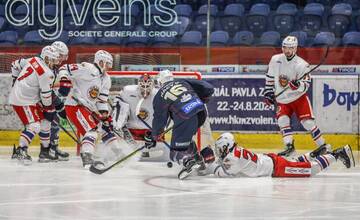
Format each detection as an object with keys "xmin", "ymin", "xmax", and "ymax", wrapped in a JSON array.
[{"xmin": 0, "ymin": 148, "xmax": 360, "ymax": 220}]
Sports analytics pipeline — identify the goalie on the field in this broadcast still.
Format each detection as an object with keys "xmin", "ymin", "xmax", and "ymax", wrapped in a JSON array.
[{"xmin": 111, "ymin": 74, "xmax": 169, "ymax": 161}]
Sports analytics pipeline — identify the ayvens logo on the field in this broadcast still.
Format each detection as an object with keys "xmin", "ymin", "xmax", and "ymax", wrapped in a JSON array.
[{"xmin": 5, "ymin": 0, "xmax": 178, "ymax": 40}]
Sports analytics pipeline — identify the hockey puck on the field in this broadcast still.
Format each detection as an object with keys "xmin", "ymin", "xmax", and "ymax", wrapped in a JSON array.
[{"xmin": 167, "ymin": 162, "xmax": 173, "ymax": 168}]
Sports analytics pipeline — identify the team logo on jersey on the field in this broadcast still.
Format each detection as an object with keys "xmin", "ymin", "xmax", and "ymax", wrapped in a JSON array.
[
  {"xmin": 88, "ymin": 86, "xmax": 99, "ymax": 99},
  {"xmin": 138, "ymin": 108, "xmax": 149, "ymax": 120},
  {"xmin": 279, "ymin": 74, "xmax": 289, "ymax": 88},
  {"xmin": 180, "ymin": 94, "xmax": 192, "ymax": 102}
]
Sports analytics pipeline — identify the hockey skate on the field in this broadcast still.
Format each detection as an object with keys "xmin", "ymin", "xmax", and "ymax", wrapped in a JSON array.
[
  {"xmin": 38, "ymin": 144, "xmax": 58, "ymax": 163},
  {"xmin": 332, "ymin": 145, "xmax": 355, "ymax": 168},
  {"xmin": 310, "ymin": 143, "xmax": 331, "ymax": 158},
  {"xmin": 12, "ymin": 145, "xmax": 32, "ymax": 166},
  {"xmin": 49, "ymin": 144, "xmax": 69, "ymax": 161},
  {"xmin": 178, "ymin": 154, "xmax": 205, "ymax": 180},
  {"xmin": 81, "ymin": 152, "xmax": 94, "ymax": 169},
  {"xmin": 141, "ymin": 151, "xmax": 150, "ymax": 158},
  {"xmin": 278, "ymin": 141, "xmax": 295, "ymax": 157}
]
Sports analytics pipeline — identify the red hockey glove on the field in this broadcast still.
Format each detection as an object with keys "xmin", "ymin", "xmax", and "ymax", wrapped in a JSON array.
[{"xmin": 58, "ymin": 78, "xmax": 72, "ymax": 97}]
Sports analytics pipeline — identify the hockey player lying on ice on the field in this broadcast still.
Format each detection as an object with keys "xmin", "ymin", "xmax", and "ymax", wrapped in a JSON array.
[{"xmin": 195, "ymin": 132, "xmax": 355, "ymax": 179}]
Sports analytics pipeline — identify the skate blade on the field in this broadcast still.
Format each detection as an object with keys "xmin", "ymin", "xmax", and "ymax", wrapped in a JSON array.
[
  {"xmin": 57, "ymin": 157, "xmax": 70, "ymax": 161},
  {"xmin": 38, "ymin": 159, "xmax": 58, "ymax": 163},
  {"xmin": 178, "ymin": 163, "xmax": 202, "ymax": 180},
  {"xmin": 344, "ymin": 145, "xmax": 355, "ymax": 168}
]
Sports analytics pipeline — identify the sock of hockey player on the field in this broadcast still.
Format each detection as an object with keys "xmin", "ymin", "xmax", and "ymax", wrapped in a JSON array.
[{"xmin": 309, "ymin": 154, "xmax": 336, "ymax": 176}]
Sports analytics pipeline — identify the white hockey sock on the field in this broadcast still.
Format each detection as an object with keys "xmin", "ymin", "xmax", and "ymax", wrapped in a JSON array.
[{"xmin": 310, "ymin": 154, "xmax": 336, "ymax": 176}]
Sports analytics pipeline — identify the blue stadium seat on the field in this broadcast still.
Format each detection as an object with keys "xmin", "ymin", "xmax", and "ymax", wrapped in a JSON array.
[
  {"xmin": 180, "ymin": 31, "xmax": 202, "ymax": 46},
  {"xmin": 246, "ymin": 3, "xmax": 270, "ymax": 37},
  {"xmin": 165, "ymin": 16, "xmax": 191, "ymax": 36},
  {"xmin": 312, "ymin": 31, "xmax": 336, "ymax": 46},
  {"xmin": 69, "ymin": 36, "xmax": 95, "ymax": 45},
  {"xmin": 219, "ymin": 4, "xmax": 245, "ymax": 37},
  {"xmin": 151, "ymin": 36, "xmax": 177, "ymax": 47},
  {"xmin": 300, "ymin": 3, "xmax": 325, "ymax": 37},
  {"xmin": 328, "ymin": 3, "xmax": 352, "ymax": 37},
  {"xmin": 210, "ymin": 31, "xmax": 230, "ymax": 46},
  {"xmin": 0, "ymin": 31, "xmax": 18, "ymax": 45},
  {"xmin": 257, "ymin": 31, "xmax": 281, "ymax": 46},
  {"xmin": 174, "ymin": 4, "xmax": 193, "ymax": 17},
  {"xmin": 23, "ymin": 31, "xmax": 44, "ymax": 45},
  {"xmin": 289, "ymin": 31, "xmax": 308, "ymax": 47},
  {"xmin": 96, "ymin": 37, "xmax": 122, "ymax": 45},
  {"xmin": 227, "ymin": 0, "xmax": 252, "ymax": 11},
  {"xmin": 125, "ymin": 36, "xmax": 148, "ymax": 47},
  {"xmin": 232, "ymin": 31, "xmax": 254, "ymax": 46},
  {"xmin": 337, "ymin": 0, "xmax": 360, "ymax": 10},
  {"xmin": 342, "ymin": 31, "xmax": 360, "ymax": 45},
  {"xmin": 194, "ymin": 4, "xmax": 218, "ymax": 35},
  {"xmin": 306, "ymin": 0, "xmax": 332, "ymax": 8},
  {"xmin": 273, "ymin": 3, "xmax": 298, "ymax": 37},
  {"xmin": 254, "ymin": 0, "xmax": 280, "ymax": 10},
  {"xmin": 201, "ymin": 0, "xmax": 227, "ymax": 10}
]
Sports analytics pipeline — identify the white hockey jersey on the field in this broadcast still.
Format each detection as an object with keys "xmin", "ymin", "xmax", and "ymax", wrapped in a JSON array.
[
  {"xmin": 61, "ymin": 62, "xmax": 111, "ymax": 113},
  {"xmin": 11, "ymin": 57, "xmax": 30, "ymax": 80},
  {"xmin": 211, "ymin": 146, "xmax": 274, "ymax": 178},
  {"xmin": 265, "ymin": 53, "xmax": 311, "ymax": 104},
  {"xmin": 113, "ymin": 85, "xmax": 158, "ymax": 130},
  {"xmin": 9, "ymin": 57, "xmax": 55, "ymax": 106}
]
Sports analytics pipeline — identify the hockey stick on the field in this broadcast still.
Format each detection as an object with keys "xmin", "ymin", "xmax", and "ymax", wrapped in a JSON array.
[
  {"xmin": 275, "ymin": 46, "xmax": 330, "ymax": 98},
  {"xmin": 89, "ymin": 145, "xmax": 145, "ymax": 174},
  {"xmin": 54, "ymin": 119, "xmax": 80, "ymax": 145}
]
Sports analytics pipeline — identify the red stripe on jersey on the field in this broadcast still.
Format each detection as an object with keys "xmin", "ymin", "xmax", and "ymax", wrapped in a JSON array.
[
  {"xmin": 29, "ymin": 58, "xmax": 45, "ymax": 76},
  {"xmin": 234, "ymin": 148, "xmax": 241, "ymax": 158}
]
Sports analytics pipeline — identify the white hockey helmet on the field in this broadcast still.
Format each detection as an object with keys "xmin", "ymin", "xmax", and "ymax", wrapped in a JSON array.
[
  {"xmin": 282, "ymin": 35, "xmax": 298, "ymax": 48},
  {"xmin": 138, "ymin": 73, "xmax": 154, "ymax": 98},
  {"xmin": 157, "ymin": 69, "xmax": 174, "ymax": 86},
  {"xmin": 215, "ymin": 132, "xmax": 235, "ymax": 159},
  {"xmin": 51, "ymin": 41, "xmax": 69, "ymax": 61},
  {"xmin": 94, "ymin": 50, "xmax": 113, "ymax": 70},
  {"xmin": 40, "ymin": 45, "xmax": 60, "ymax": 65}
]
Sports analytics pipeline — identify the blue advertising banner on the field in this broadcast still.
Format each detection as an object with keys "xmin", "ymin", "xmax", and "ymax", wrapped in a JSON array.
[{"xmin": 204, "ymin": 76, "xmax": 308, "ymax": 132}]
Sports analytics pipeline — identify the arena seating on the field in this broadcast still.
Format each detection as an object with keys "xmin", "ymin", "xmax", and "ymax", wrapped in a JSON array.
[{"xmin": 0, "ymin": 0, "xmax": 359, "ymax": 46}]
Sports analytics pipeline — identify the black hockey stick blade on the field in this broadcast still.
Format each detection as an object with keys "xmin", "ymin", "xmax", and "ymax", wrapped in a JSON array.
[{"xmin": 89, "ymin": 146, "xmax": 145, "ymax": 175}]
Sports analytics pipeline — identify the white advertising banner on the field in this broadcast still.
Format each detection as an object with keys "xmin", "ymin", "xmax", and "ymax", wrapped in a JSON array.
[{"xmin": 313, "ymin": 75, "xmax": 359, "ymax": 133}]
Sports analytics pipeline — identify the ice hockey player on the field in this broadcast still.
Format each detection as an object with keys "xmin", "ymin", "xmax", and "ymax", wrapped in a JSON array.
[
  {"xmin": 9, "ymin": 45, "xmax": 61, "ymax": 165},
  {"xmin": 10, "ymin": 41, "xmax": 70, "ymax": 161},
  {"xmin": 49, "ymin": 41, "xmax": 71, "ymax": 161},
  {"xmin": 112, "ymin": 73, "xmax": 164, "ymax": 159},
  {"xmin": 143, "ymin": 69, "xmax": 215, "ymax": 179},
  {"xmin": 62, "ymin": 50, "xmax": 115, "ymax": 168},
  {"xmin": 264, "ymin": 35, "xmax": 331, "ymax": 157},
  {"xmin": 200, "ymin": 132, "xmax": 354, "ymax": 178}
]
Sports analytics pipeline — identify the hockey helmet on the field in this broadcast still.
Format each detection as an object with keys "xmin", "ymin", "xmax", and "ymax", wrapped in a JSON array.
[
  {"xmin": 94, "ymin": 50, "xmax": 113, "ymax": 71},
  {"xmin": 40, "ymin": 45, "xmax": 61, "ymax": 65},
  {"xmin": 51, "ymin": 41, "xmax": 69, "ymax": 62},
  {"xmin": 282, "ymin": 36, "xmax": 298, "ymax": 48},
  {"xmin": 157, "ymin": 69, "xmax": 174, "ymax": 86},
  {"xmin": 138, "ymin": 73, "xmax": 154, "ymax": 98},
  {"xmin": 215, "ymin": 132, "xmax": 235, "ymax": 159}
]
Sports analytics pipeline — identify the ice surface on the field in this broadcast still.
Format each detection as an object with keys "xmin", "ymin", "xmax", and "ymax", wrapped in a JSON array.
[{"xmin": 0, "ymin": 148, "xmax": 359, "ymax": 220}]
